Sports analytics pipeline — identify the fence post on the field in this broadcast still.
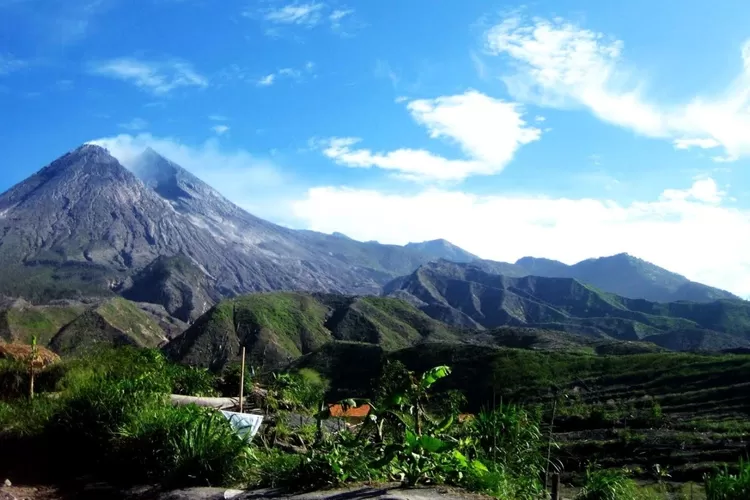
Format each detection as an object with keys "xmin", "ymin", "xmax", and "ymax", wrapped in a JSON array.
[
  {"xmin": 550, "ymin": 473, "xmax": 560, "ymax": 500},
  {"xmin": 239, "ymin": 346, "xmax": 246, "ymax": 413}
]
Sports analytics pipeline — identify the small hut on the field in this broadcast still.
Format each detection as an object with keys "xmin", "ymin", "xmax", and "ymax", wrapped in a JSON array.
[
  {"xmin": 0, "ymin": 341, "xmax": 60, "ymax": 398},
  {"xmin": 0, "ymin": 342, "xmax": 60, "ymax": 367}
]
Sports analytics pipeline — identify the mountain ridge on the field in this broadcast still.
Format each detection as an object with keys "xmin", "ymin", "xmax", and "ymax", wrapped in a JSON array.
[
  {"xmin": 0, "ymin": 143, "xmax": 739, "ymax": 322},
  {"xmin": 383, "ymin": 260, "xmax": 750, "ymax": 350}
]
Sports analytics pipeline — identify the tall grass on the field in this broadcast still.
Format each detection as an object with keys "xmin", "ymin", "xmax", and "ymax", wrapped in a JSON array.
[
  {"xmin": 575, "ymin": 467, "xmax": 639, "ymax": 500},
  {"xmin": 705, "ymin": 459, "xmax": 750, "ymax": 500},
  {"xmin": 118, "ymin": 404, "xmax": 251, "ymax": 487},
  {"xmin": 0, "ymin": 346, "xmax": 252, "ymax": 487}
]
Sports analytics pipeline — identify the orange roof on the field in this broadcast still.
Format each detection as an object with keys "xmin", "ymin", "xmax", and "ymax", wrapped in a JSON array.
[{"xmin": 327, "ymin": 403, "xmax": 372, "ymax": 418}]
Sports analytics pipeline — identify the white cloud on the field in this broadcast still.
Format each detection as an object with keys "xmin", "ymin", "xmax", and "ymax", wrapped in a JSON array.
[
  {"xmin": 90, "ymin": 57, "xmax": 208, "ymax": 95},
  {"xmin": 209, "ymin": 114, "xmax": 228, "ymax": 121},
  {"xmin": 320, "ymin": 90, "xmax": 541, "ymax": 182},
  {"xmin": 257, "ymin": 74, "xmax": 275, "ymax": 86},
  {"xmin": 674, "ymin": 138, "xmax": 722, "ymax": 150},
  {"xmin": 329, "ymin": 8, "xmax": 352, "ymax": 23},
  {"xmin": 264, "ymin": 2, "xmax": 324, "ymax": 25},
  {"xmin": 256, "ymin": 62, "xmax": 315, "ymax": 87},
  {"xmin": 291, "ymin": 178, "xmax": 750, "ymax": 297},
  {"xmin": 212, "ymin": 124, "xmax": 230, "ymax": 135},
  {"xmin": 118, "ymin": 117, "xmax": 148, "ymax": 131},
  {"xmin": 89, "ymin": 133, "xmax": 297, "ymax": 223},
  {"xmin": 247, "ymin": 2, "xmax": 355, "ymax": 35},
  {"xmin": 485, "ymin": 15, "xmax": 750, "ymax": 161}
]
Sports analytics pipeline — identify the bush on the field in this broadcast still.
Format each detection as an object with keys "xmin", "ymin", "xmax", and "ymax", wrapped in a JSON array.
[
  {"xmin": 168, "ymin": 364, "xmax": 218, "ymax": 397},
  {"xmin": 269, "ymin": 369, "xmax": 329, "ymax": 412},
  {"xmin": 0, "ymin": 396, "xmax": 62, "ymax": 437},
  {"xmin": 216, "ymin": 362, "xmax": 254, "ymax": 398},
  {"xmin": 0, "ymin": 359, "xmax": 66, "ymax": 400},
  {"xmin": 575, "ymin": 467, "xmax": 639, "ymax": 500},
  {"xmin": 467, "ymin": 404, "xmax": 546, "ymax": 478},
  {"xmin": 705, "ymin": 459, "xmax": 750, "ymax": 500},
  {"xmin": 247, "ymin": 449, "xmax": 308, "ymax": 489}
]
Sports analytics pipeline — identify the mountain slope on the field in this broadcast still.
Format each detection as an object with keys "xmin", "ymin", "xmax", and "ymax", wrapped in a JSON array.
[
  {"xmin": 384, "ymin": 260, "xmax": 750, "ymax": 348},
  {"xmin": 49, "ymin": 297, "xmax": 167, "ymax": 355},
  {"xmin": 0, "ymin": 142, "xmax": 736, "ymax": 322},
  {"xmin": 0, "ymin": 145, "xmax": 450, "ymax": 315},
  {"xmin": 404, "ymin": 239, "xmax": 478, "ymax": 263},
  {"xmin": 514, "ymin": 254, "xmax": 738, "ymax": 302},
  {"xmin": 0, "ymin": 296, "xmax": 167, "ymax": 354},
  {"xmin": 163, "ymin": 291, "xmax": 456, "ymax": 371}
]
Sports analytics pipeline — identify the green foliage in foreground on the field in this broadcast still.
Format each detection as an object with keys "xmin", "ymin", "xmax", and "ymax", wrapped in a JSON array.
[
  {"xmin": 0, "ymin": 347, "xmax": 249, "ymax": 487},
  {"xmin": 704, "ymin": 459, "xmax": 750, "ymax": 500},
  {"xmin": 575, "ymin": 467, "xmax": 640, "ymax": 500},
  {"xmin": 0, "ymin": 345, "xmax": 740, "ymax": 498}
]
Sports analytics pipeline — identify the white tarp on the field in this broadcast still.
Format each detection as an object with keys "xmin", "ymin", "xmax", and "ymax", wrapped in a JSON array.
[{"xmin": 219, "ymin": 411, "xmax": 264, "ymax": 440}]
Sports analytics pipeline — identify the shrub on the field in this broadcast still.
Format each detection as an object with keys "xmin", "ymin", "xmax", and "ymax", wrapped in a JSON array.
[
  {"xmin": 247, "ymin": 449, "xmax": 308, "ymax": 489},
  {"xmin": 0, "ymin": 359, "xmax": 28, "ymax": 399},
  {"xmin": 575, "ymin": 467, "xmax": 639, "ymax": 500},
  {"xmin": 269, "ymin": 369, "xmax": 329, "ymax": 412},
  {"xmin": 0, "ymin": 358, "xmax": 66, "ymax": 400},
  {"xmin": 162, "ymin": 409, "xmax": 251, "ymax": 487},
  {"xmin": 705, "ymin": 459, "xmax": 750, "ymax": 500},
  {"xmin": 216, "ymin": 362, "xmax": 254, "ymax": 398},
  {"xmin": 467, "ymin": 404, "xmax": 545, "ymax": 478},
  {"xmin": 168, "ymin": 364, "xmax": 218, "ymax": 397},
  {"xmin": 0, "ymin": 396, "xmax": 62, "ymax": 437}
]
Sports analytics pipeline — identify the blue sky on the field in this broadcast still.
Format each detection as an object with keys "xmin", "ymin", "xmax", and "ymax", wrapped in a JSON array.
[{"xmin": 2, "ymin": 0, "xmax": 750, "ymax": 296}]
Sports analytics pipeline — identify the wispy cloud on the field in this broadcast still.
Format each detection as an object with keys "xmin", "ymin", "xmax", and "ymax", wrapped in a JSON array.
[
  {"xmin": 246, "ymin": 1, "xmax": 355, "ymax": 36},
  {"xmin": 2, "ymin": 0, "xmax": 114, "ymax": 45},
  {"xmin": 256, "ymin": 61, "xmax": 315, "ymax": 87},
  {"xmin": 212, "ymin": 124, "xmax": 230, "ymax": 135},
  {"xmin": 318, "ymin": 90, "xmax": 541, "ymax": 182},
  {"xmin": 0, "ymin": 53, "xmax": 26, "ymax": 75},
  {"xmin": 374, "ymin": 59, "xmax": 399, "ymax": 88},
  {"xmin": 209, "ymin": 114, "xmax": 228, "ymax": 122},
  {"xmin": 484, "ymin": 14, "xmax": 750, "ymax": 163},
  {"xmin": 264, "ymin": 2, "xmax": 324, "ymax": 26},
  {"xmin": 90, "ymin": 57, "xmax": 208, "ymax": 95},
  {"xmin": 118, "ymin": 117, "xmax": 148, "ymax": 131}
]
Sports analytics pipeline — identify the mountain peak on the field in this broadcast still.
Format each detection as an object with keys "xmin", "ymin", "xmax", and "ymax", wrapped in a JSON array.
[{"xmin": 404, "ymin": 239, "xmax": 478, "ymax": 263}]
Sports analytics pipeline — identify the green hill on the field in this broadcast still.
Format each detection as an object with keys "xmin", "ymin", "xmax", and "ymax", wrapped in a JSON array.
[
  {"xmin": 163, "ymin": 292, "xmax": 457, "ymax": 371},
  {"xmin": 385, "ymin": 260, "xmax": 750, "ymax": 348},
  {"xmin": 0, "ymin": 297, "xmax": 167, "ymax": 355}
]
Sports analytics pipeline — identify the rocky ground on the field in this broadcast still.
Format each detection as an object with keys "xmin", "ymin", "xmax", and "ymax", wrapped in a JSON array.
[{"xmin": 0, "ymin": 482, "xmax": 495, "ymax": 500}]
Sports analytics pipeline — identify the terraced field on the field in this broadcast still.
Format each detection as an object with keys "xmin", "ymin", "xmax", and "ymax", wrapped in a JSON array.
[
  {"xmin": 299, "ymin": 341, "xmax": 750, "ymax": 483},
  {"xmin": 548, "ymin": 355, "xmax": 750, "ymax": 482}
]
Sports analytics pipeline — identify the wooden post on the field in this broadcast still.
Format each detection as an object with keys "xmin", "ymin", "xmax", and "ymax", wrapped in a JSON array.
[
  {"xmin": 550, "ymin": 473, "xmax": 560, "ymax": 500},
  {"xmin": 238, "ymin": 346, "xmax": 246, "ymax": 413},
  {"xmin": 29, "ymin": 335, "xmax": 38, "ymax": 400}
]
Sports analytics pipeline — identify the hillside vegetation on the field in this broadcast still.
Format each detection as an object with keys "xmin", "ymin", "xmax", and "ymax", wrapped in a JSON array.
[
  {"xmin": 296, "ymin": 341, "xmax": 750, "ymax": 482},
  {"xmin": 385, "ymin": 260, "xmax": 750, "ymax": 349},
  {"xmin": 164, "ymin": 292, "xmax": 456, "ymax": 371},
  {"xmin": 0, "ymin": 297, "xmax": 167, "ymax": 354}
]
